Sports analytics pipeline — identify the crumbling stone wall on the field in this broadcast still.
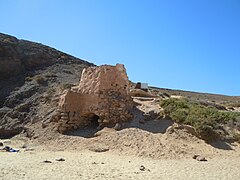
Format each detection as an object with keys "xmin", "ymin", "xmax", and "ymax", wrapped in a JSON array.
[{"xmin": 54, "ymin": 64, "xmax": 133, "ymax": 133}]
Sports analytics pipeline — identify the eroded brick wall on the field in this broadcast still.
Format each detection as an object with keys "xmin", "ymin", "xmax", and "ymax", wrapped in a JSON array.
[{"xmin": 55, "ymin": 64, "xmax": 133, "ymax": 133}]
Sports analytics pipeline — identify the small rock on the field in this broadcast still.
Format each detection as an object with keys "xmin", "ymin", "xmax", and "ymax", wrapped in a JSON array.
[
  {"xmin": 56, "ymin": 158, "xmax": 65, "ymax": 161},
  {"xmin": 89, "ymin": 146, "xmax": 109, "ymax": 153},
  {"xmin": 114, "ymin": 123, "xmax": 121, "ymax": 130},
  {"xmin": 160, "ymin": 152, "xmax": 165, "ymax": 156},
  {"xmin": 97, "ymin": 119, "xmax": 103, "ymax": 123},
  {"xmin": 41, "ymin": 121, "xmax": 47, "ymax": 128},
  {"xmin": 192, "ymin": 154, "xmax": 200, "ymax": 159},
  {"xmin": 33, "ymin": 135, "xmax": 39, "ymax": 139},
  {"xmin": 196, "ymin": 156, "xmax": 207, "ymax": 162},
  {"xmin": 102, "ymin": 119, "xmax": 109, "ymax": 123},
  {"xmin": 43, "ymin": 160, "xmax": 52, "ymax": 163},
  {"xmin": 166, "ymin": 126, "xmax": 174, "ymax": 134},
  {"xmin": 139, "ymin": 165, "xmax": 146, "ymax": 171},
  {"xmin": 21, "ymin": 144, "xmax": 27, "ymax": 148}
]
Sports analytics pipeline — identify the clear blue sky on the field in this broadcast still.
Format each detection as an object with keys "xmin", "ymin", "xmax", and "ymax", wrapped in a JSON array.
[{"xmin": 1, "ymin": 0, "xmax": 240, "ymax": 95}]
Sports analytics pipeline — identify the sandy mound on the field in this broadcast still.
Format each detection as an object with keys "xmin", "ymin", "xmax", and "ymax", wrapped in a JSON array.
[{"xmin": 14, "ymin": 96, "xmax": 239, "ymax": 161}]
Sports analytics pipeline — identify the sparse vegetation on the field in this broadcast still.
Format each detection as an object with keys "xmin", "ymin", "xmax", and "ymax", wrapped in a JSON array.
[
  {"xmin": 45, "ymin": 73, "xmax": 57, "ymax": 78},
  {"xmin": 159, "ymin": 92, "xmax": 170, "ymax": 98},
  {"xmin": 25, "ymin": 76, "xmax": 33, "ymax": 82},
  {"xmin": 45, "ymin": 88, "xmax": 55, "ymax": 103},
  {"xmin": 61, "ymin": 83, "xmax": 74, "ymax": 90},
  {"xmin": 34, "ymin": 75, "xmax": 46, "ymax": 85},
  {"xmin": 160, "ymin": 98, "xmax": 240, "ymax": 141},
  {"xmin": 226, "ymin": 102, "xmax": 240, "ymax": 108},
  {"xmin": 63, "ymin": 70, "xmax": 73, "ymax": 74},
  {"xmin": 233, "ymin": 133, "xmax": 240, "ymax": 143},
  {"xmin": 162, "ymin": 92, "xmax": 170, "ymax": 97}
]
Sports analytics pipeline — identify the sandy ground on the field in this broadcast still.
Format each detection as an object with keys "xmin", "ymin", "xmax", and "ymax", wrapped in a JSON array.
[
  {"xmin": 0, "ymin": 149, "xmax": 240, "ymax": 180},
  {"xmin": 1, "ymin": 134, "xmax": 240, "ymax": 180},
  {"xmin": 1, "ymin": 97, "xmax": 239, "ymax": 179}
]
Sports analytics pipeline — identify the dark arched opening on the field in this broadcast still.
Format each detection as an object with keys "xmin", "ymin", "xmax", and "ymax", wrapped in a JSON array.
[
  {"xmin": 88, "ymin": 113, "xmax": 99, "ymax": 127},
  {"xmin": 65, "ymin": 113, "xmax": 100, "ymax": 138}
]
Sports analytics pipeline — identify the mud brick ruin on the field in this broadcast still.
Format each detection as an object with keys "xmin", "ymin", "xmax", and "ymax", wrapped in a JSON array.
[{"xmin": 55, "ymin": 64, "xmax": 134, "ymax": 133}]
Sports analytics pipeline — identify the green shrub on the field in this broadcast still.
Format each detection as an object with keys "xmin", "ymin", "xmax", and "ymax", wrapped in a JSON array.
[
  {"xmin": 171, "ymin": 108, "xmax": 188, "ymax": 123},
  {"xmin": 185, "ymin": 106, "xmax": 218, "ymax": 127},
  {"xmin": 160, "ymin": 98, "xmax": 189, "ymax": 116},
  {"xmin": 160, "ymin": 98, "xmax": 240, "ymax": 141}
]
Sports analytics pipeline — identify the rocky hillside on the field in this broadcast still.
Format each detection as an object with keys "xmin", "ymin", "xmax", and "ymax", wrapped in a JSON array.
[
  {"xmin": 149, "ymin": 86, "xmax": 240, "ymax": 107},
  {"xmin": 1, "ymin": 33, "xmax": 239, "ymax": 140},
  {"xmin": 0, "ymin": 33, "xmax": 94, "ymax": 138}
]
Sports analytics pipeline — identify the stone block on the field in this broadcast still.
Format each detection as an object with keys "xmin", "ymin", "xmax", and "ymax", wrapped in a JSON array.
[{"xmin": 103, "ymin": 119, "xmax": 110, "ymax": 123}]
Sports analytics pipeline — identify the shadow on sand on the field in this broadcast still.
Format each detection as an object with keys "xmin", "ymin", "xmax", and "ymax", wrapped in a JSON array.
[
  {"xmin": 122, "ymin": 107, "xmax": 174, "ymax": 133},
  {"xmin": 123, "ymin": 118, "xmax": 174, "ymax": 134},
  {"xmin": 65, "ymin": 107, "xmax": 174, "ymax": 138},
  {"xmin": 64, "ymin": 116, "xmax": 100, "ymax": 138},
  {"xmin": 64, "ymin": 126, "xmax": 99, "ymax": 138},
  {"xmin": 64, "ymin": 114, "xmax": 100, "ymax": 138}
]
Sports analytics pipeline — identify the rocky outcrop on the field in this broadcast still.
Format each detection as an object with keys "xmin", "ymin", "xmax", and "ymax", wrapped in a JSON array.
[
  {"xmin": 0, "ymin": 33, "xmax": 92, "ymax": 80},
  {"xmin": 0, "ymin": 33, "xmax": 93, "ymax": 138},
  {"xmin": 130, "ymin": 89, "xmax": 157, "ymax": 97},
  {"xmin": 53, "ymin": 64, "xmax": 134, "ymax": 133},
  {"xmin": 0, "ymin": 33, "xmax": 93, "ymax": 106}
]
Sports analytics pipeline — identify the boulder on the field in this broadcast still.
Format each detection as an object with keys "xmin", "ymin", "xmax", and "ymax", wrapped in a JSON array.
[
  {"xmin": 130, "ymin": 89, "xmax": 155, "ymax": 97},
  {"xmin": 114, "ymin": 123, "xmax": 121, "ymax": 130}
]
